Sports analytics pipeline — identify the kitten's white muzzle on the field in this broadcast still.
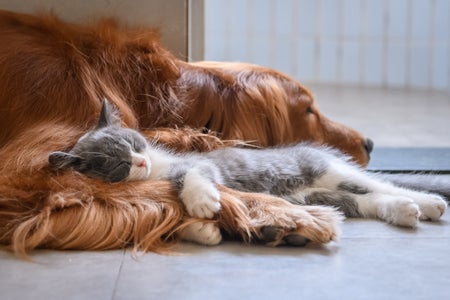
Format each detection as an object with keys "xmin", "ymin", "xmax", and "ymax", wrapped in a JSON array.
[{"xmin": 128, "ymin": 153, "xmax": 151, "ymax": 181}]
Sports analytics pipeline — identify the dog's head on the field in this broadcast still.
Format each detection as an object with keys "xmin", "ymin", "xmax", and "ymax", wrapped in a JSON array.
[
  {"xmin": 273, "ymin": 73, "xmax": 373, "ymax": 166},
  {"xmin": 181, "ymin": 62, "xmax": 373, "ymax": 166}
]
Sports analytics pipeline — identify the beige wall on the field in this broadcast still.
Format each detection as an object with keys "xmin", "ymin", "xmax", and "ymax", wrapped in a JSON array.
[{"xmin": 0, "ymin": 0, "xmax": 204, "ymax": 61}]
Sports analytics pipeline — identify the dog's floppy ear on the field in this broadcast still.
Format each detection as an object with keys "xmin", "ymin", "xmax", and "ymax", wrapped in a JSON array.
[
  {"xmin": 97, "ymin": 98, "xmax": 121, "ymax": 129},
  {"xmin": 48, "ymin": 151, "xmax": 82, "ymax": 170}
]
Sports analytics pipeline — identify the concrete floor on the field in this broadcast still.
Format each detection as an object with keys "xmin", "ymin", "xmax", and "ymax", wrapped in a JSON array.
[{"xmin": 1, "ymin": 86, "xmax": 449, "ymax": 300}]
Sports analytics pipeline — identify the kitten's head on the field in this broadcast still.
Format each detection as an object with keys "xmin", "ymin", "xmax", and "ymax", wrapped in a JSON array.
[{"xmin": 49, "ymin": 99, "xmax": 151, "ymax": 182}]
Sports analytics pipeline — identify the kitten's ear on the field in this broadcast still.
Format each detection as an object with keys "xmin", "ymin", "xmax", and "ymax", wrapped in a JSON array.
[
  {"xmin": 97, "ymin": 98, "xmax": 121, "ymax": 129},
  {"xmin": 48, "ymin": 151, "xmax": 82, "ymax": 170}
]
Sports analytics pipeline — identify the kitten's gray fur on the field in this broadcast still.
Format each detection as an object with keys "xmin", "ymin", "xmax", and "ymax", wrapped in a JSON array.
[
  {"xmin": 49, "ymin": 101, "xmax": 149, "ymax": 183},
  {"xmin": 49, "ymin": 100, "xmax": 447, "ymax": 245}
]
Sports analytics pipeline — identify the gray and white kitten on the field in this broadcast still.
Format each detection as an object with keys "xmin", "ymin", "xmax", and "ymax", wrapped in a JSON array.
[{"xmin": 49, "ymin": 100, "xmax": 447, "ymax": 245}]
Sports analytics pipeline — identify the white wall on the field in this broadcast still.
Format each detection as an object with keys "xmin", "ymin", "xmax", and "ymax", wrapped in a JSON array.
[{"xmin": 204, "ymin": 0, "xmax": 450, "ymax": 92}]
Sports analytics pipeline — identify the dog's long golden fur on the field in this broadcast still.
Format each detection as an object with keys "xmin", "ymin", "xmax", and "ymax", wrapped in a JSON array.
[{"xmin": 0, "ymin": 10, "xmax": 360, "ymax": 255}]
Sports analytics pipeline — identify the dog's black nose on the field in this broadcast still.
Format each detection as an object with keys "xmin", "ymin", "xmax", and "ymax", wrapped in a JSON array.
[{"xmin": 364, "ymin": 138, "xmax": 374, "ymax": 154}]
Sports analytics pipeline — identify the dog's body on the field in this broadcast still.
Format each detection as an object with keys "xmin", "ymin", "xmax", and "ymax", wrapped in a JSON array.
[
  {"xmin": 0, "ymin": 10, "xmax": 371, "ymax": 165},
  {"xmin": 0, "ymin": 10, "xmax": 444, "ymax": 255}
]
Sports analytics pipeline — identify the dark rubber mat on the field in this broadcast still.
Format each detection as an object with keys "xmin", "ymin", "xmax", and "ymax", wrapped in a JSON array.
[{"xmin": 367, "ymin": 147, "xmax": 450, "ymax": 173}]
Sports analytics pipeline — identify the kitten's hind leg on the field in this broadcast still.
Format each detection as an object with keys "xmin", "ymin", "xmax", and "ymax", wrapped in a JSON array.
[
  {"xmin": 292, "ymin": 188, "xmax": 362, "ymax": 218},
  {"xmin": 343, "ymin": 181, "xmax": 447, "ymax": 225},
  {"xmin": 361, "ymin": 194, "xmax": 421, "ymax": 227},
  {"xmin": 310, "ymin": 158, "xmax": 446, "ymax": 226},
  {"xmin": 179, "ymin": 221, "xmax": 222, "ymax": 246},
  {"xmin": 390, "ymin": 188, "xmax": 447, "ymax": 221},
  {"xmin": 298, "ymin": 188, "xmax": 422, "ymax": 227},
  {"xmin": 291, "ymin": 187, "xmax": 420, "ymax": 227}
]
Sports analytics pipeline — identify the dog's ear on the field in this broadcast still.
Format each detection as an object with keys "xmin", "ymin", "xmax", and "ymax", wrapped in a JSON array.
[
  {"xmin": 97, "ymin": 98, "xmax": 121, "ymax": 129},
  {"xmin": 48, "ymin": 151, "xmax": 82, "ymax": 170}
]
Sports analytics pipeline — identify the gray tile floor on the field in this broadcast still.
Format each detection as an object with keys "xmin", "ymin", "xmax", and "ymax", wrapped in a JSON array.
[
  {"xmin": 1, "ymin": 213, "xmax": 449, "ymax": 300},
  {"xmin": 310, "ymin": 84, "xmax": 450, "ymax": 147},
  {"xmin": 1, "ymin": 86, "xmax": 449, "ymax": 300}
]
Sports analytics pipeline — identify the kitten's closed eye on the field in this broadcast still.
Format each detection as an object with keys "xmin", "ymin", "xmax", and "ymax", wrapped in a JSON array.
[
  {"xmin": 130, "ymin": 136, "xmax": 147, "ymax": 153},
  {"xmin": 78, "ymin": 156, "xmax": 132, "ymax": 182},
  {"xmin": 105, "ymin": 161, "xmax": 132, "ymax": 182},
  {"xmin": 131, "ymin": 141, "xmax": 144, "ymax": 152},
  {"xmin": 121, "ymin": 132, "xmax": 146, "ymax": 153},
  {"xmin": 48, "ymin": 151, "xmax": 82, "ymax": 170}
]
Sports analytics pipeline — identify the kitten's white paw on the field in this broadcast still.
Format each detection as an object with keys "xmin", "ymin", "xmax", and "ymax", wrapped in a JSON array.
[
  {"xmin": 413, "ymin": 194, "xmax": 447, "ymax": 221},
  {"xmin": 181, "ymin": 222, "xmax": 222, "ymax": 246},
  {"xmin": 181, "ymin": 184, "xmax": 221, "ymax": 219},
  {"xmin": 380, "ymin": 197, "xmax": 421, "ymax": 227}
]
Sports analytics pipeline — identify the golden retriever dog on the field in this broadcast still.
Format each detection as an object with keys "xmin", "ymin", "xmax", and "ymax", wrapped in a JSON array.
[{"xmin": 0, "ymin": 10, "xmax": 372, "ymax": 256}]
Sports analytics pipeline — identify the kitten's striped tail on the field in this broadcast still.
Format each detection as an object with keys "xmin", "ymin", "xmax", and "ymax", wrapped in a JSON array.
[{"xmin": 376, "ymin": 173, "xmax": 450, "ymax": 202}]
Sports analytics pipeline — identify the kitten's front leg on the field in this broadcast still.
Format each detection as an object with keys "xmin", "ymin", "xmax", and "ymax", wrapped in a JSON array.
[{"xmin": 174, "ymin": 165, "xmax": 222, "ymax": 219}]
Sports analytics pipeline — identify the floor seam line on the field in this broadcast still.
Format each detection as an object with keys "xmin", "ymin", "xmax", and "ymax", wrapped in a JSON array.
[{"xmin": 111, "ymin": 248, "xmax": 126, "ymax": 300}]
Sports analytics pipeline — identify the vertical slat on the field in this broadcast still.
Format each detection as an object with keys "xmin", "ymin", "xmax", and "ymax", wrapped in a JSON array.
[
  {"xmin": 428, "ymin": 0, "xmax": 436, "ymax": 89},
  {"xmin": 273, "ymin": 0, "xmax": 293, "ymax": 75},
  {"xmin": 314, "ymin": 0, "xmax": 322, "ymax": 81},
  {"xmin": 246, "ymin": 0, "xmax": 255, "ymax": 63},
  {"xmin": 410, "ymin": 0, "xmax": 431, "ymax": 89},
  {"xmin": 229, "ymin": 0, "xmax": 248, "ymax": 62},
  {"xmin": 269, "ymin": 0, "xmax": 298, "ymax": 74},
  {"xmin": 337, "ymin": 0, "xmax": 344, "ymax": 83},
  {"xmin": 297, "ymin": 0, "xmax": 317, "ymax": 81},
  {"xmin": 382, "ymin": 0, "xmax": 389, "ymax": 87},
  {"xmin": 223, "ymin": 1, "xmax": 232, "ymax": 61},
  {"xmin": 342, "ymin": 0, "xmax": 361, "ymax": 84},
  {"xmin": 318, "ymin": 0, "xmax": 339, "ymax": 83},
  {"xmin": 364, "ymin": 1, "xmax": 384, "ymax": 86},
  {"xmin": 250, "ymin": 0, "xmax": 271, "ymax": 67},
  {"xmin": 290, "ymin": 0, "xmax": 299, "ymax": 79},
  {"xmin": 269, "ymin": 0, "xmax": 277, "ymax": 68},
  {"xmin": 405, "ymin": 0, "xmax": 412, "ymax": 88},
  {"xmin": 386, "ymin": 0, "xmax": 408, "ymax": 87},
  {"xmin": 359, "ymin": 0, "xmax": 367, "ymax": 84},
  {"xmin": 204, "ymin": 0, "xmax": 227, "ymax": 61}
]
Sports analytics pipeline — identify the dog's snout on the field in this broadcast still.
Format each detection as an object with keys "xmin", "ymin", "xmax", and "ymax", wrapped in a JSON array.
[{"xmin": 364, "ymin": 138, "xmax": 374, "ymax": 154}]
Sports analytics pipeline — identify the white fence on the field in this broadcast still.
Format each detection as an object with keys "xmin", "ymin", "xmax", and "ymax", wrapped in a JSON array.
[{"xmin": 204, "ymin": 0, "xmax": 450, "ymax": 92}]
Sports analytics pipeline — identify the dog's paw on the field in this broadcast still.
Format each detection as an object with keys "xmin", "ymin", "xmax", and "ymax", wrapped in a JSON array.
[
  {"xmin": 380, "ymin": 197, "xmax": 420, "ymax": 227},
  {"xmin": 181, "ymin": 184, "xmax": 221, "ymax": 219},
  {"xmin": 259, "ymin": 226, "xmax": 285, "ymax": 244},
  {"xmin": 180, "ymin": 222, "xmax": 222, "ymax": 246},
  {"xmin": 259, "ymin": 206, "xmax": 343, "ymax": 247},
  {"xmin": 259, "ymin": 226, "xmax": 310, "ymax": 247},
  {"xmin": 413, "ymin": 194, "xmax": 447, "ymax": 221},
  {"xmin": 284, "ymin": 234, "xmax": 310, "ymax": 246}
]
